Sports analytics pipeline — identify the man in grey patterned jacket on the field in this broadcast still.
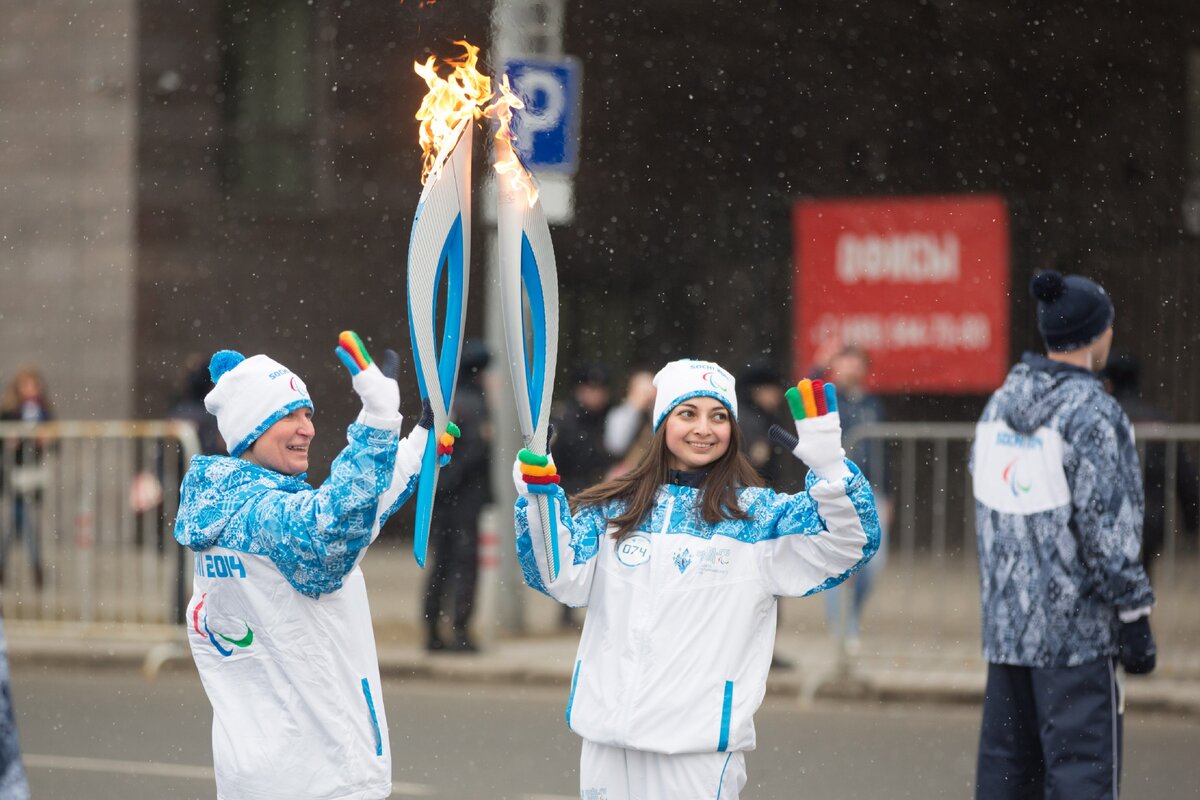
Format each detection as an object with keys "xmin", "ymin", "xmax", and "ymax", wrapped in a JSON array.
[{"xmin": 971, "ymin": 270, "xmax": 1156, "ymax": 799}]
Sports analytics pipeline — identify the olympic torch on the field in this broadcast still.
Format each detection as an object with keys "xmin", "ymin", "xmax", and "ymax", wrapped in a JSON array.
[
  {"xmin": 406, "ymin": 43, "xmax": 489, "ymax": 567},
  {"xmin": 492, "ymin": 78, "xmax": 562, "ymax": 581}
]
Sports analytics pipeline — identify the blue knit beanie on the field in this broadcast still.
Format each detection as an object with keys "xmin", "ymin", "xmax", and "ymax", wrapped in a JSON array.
[{"xmin": 1030, "ymin": 270, "xmax": 1114, "ymax": 352}]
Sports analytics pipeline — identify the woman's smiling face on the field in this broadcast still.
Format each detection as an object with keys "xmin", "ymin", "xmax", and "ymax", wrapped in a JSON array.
[{"xmin": 663, "ymin": 396, "xmax": 732, "ymax": 471}]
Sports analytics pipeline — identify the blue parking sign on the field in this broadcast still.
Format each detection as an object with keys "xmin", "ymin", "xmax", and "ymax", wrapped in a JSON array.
[{"xmin": 501, "ymin": 57, "xmax": 582, "ymax": 174}]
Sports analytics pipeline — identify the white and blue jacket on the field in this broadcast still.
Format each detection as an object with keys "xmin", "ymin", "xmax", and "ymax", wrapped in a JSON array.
[
  {"xmin": 972, "ymin": 354, "xmax": 1155, "ymax": 668},
  {"xmin": 175, "ymin": 421, "xmax": 425, "ymax": 800},
  {"xmin": 516, "ymin": 463, "xmax": 879, "ymax": 755}
]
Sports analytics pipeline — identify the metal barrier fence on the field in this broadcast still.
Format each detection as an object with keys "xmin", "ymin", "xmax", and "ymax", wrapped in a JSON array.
[
  {"xmin": 0, "ymin": 421, "xmax": 199, "ymax": 638},
  {"xmin": 838, "ymin": 422, "xmax": 1200, "ymax": 677}
]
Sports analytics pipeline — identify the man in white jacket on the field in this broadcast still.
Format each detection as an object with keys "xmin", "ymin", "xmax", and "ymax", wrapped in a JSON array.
[{"xmin": 175, "ymin": 333, "xmax": 445, "ymax": 800}]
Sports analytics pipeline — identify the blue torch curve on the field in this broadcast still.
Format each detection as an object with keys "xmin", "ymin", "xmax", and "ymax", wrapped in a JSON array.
[
  {"xmin": 498, "ymin": 166, "xmax": 561, "ymax": 581},
  {"xmin": 406, "ymin": 118, "xmax": 472, "ymax": 568}
]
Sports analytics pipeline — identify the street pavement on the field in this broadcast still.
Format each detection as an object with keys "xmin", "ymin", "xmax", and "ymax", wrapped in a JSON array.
[
  {"xmin": 12, "ymin": 668, "xmax": 1200, "ymax": 799},
  {"xmin": 6, "ymin": 538, "xmax": 1200, "ymax": 717}
]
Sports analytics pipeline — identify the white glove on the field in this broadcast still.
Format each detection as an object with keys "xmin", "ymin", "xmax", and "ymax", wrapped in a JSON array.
[
  {"xmin": 789, "ymin": 412, "xmax": 851, "ymax": 481},
  {"xmin": 335, "ymin": 332, "xmax": 402, "ymax": 431},
  {"xmin": 513, "ymin": 449, "xmax": 559, "ymax": 497},
  {"xmin": 352, "ymin": 364, "xmax": 402, "ymax": 430},
  {"xmin": 769, "ymin": 379, "xmax": 852, "ymax": 482}
]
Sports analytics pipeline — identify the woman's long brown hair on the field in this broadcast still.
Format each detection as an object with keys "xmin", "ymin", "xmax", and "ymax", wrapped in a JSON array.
[{"xmin": 571, "ymin": 414, "xmax": 765, "ymax": 541}]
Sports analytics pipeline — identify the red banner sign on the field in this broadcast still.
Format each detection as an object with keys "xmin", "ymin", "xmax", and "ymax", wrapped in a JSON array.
[{"xmin": 793, "ymin": 195, "xmax": 1010, "ymax": 394}]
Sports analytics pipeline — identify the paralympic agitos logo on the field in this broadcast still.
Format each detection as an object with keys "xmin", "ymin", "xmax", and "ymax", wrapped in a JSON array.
[
  {"xmin": 193, "ymin": 593, "xmax": 254, "ymax": 657},
  {"xmin": 1001, "ymin": 457, "xmax": 1033, "ymax": 498}
]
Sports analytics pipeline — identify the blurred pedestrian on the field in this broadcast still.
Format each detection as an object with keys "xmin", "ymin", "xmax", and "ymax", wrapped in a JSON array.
[
  {"xmin": 810, "ymin": 344, "xmax": 891, "ymax": 653},
  {"xmin": 0, "ymin": 367, "xmax": 53, "ymax": 590},
  {"xmin": 513, "ymin": 358, "xmax": 879, "ymax": 799},
  {"xmin": 553, "ymin": 363, "xmax": 613, "ymax": 494},
  {"xmin": 131, "ymin": 356, "xmax": 225, "ymax": 551},
  {"xmin": 736, "ymin": 361, "xmax": 789, "ymax": 487},
  {"xmin": 737, "ymin": 361, "xmax": 799, "ymax": 670},
  {"xmin": 604, "ymin": 367, "xmax": 656, "ymax": 478},
  {"xmin": 549, "ymin": 363, "xmax": 613, "ymax": 628},
  {"xmin": 424, "ymin": 340, "xmax": 492, "ymax": 653},
  {"xmin": 175, "ymin": 333, "xmax": 445, "ymax": 800},
  {"xmin": 1103, "ymin": 349, "xmax": 1199, "ymax": 581},
  {"xmin": 971, "ymin": 271, "xmax": 1156, "ymax": 799}
]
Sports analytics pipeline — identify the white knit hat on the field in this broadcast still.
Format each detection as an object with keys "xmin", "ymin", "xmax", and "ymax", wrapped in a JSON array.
[
  {"xmin": 652, "ymin": 359, "xmax": 738, "ymax": 431},
  {"xmin": 204, "ymin": 350, "xmax": 314, "ymax": 457}
]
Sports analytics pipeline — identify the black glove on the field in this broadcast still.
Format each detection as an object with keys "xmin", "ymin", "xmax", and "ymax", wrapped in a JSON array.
[
  {"xmin": 418, "ymin": 398, "xmax": 434, "ymax": 430},
  {"xmin": 379, "ymin": 348, "xmax": 400, "ymax": 381},
  {"xmin": 1118, "ymin": 616, "xmax": 1157, "ymax": 675}
]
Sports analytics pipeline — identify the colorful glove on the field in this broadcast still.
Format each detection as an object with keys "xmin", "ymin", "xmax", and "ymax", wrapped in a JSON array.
[
  {"xmin": 768, "ymin": 378, "xmax": 851, "ymax": 482},
  {"xmin": 335, "ymin": 331, "xmax": 401, "ymax": 429},
  {"xmin": 1118, "ymin": 616, "xmax": 1157, "ymax": 675},
  {"xmin": 436, "ymin": 421, "xmax": 461, "ymax": 467},
  {"xmin": 513, "ymin": 449, "xmax": 560, "ymax": 496}
]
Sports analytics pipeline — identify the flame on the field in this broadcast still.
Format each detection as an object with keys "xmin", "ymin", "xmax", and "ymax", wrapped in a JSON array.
[
  {"xmin": 414, "ymin": 41, "xmax": 493, "ymax": 184},
  {"xmin": 488, "ymin": 75, "xmax": 539, "ymax": 207},
  {"xmin": 412, "ymin": 41, "xmax": 539, "ymax": 206}
]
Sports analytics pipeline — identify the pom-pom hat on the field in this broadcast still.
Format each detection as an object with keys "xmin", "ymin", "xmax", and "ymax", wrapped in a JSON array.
[
  {"xmin": 652, "ymin": 359, "xmax": 738, "ymax": 431},
  {"xmin": 1030, "ymin": 270, "xmax": 1115, "ymax": 352},
  {"xmin": 204, "ymin": 350, "xmax": 314, "ymax": 457}
]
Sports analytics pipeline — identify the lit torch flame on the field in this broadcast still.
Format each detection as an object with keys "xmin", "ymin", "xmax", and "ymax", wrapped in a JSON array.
[
  {"xmin": 413, "ymin": 41, "xmax": 539, "ymax": 206},
  {"xmin": 414, "ymin": 41, "xmax": 492, "ymax": 184},
  {"xmin": 489, "ymin": 75, "xmax": 540, "ymax": 208}
]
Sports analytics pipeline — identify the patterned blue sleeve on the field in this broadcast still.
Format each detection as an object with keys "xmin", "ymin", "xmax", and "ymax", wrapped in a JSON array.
[
  {"xmin": 752, "ymin": 461, "xmax": 881, "ymax": 598},
  {"xmin": 246, "ymin": 423, "xmax": 398, "ymax": 597},
  {"xmin": 514, "ymin": 489, "xmax": 606, "ymax": 606},
  {"xmin": 1066, "ymin": 409, "xmax": 1155, "ymax": 611}
]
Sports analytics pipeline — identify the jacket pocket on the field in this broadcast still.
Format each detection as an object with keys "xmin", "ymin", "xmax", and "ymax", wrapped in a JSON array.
[
  {"xmin": 566, "ymin": 659, "xmax": 582, "ymax": 729},
  {"xmin": 717, "ymin": 680, "xmax": 734, "ymax": 752},
  {"xmin": 361, "ymin": 678, "xmax": 383, "ymax": 756}
]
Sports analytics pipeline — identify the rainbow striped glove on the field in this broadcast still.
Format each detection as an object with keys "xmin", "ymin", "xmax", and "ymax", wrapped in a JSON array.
[
  {"xmin": 768, "ymin": 379, "xmax": 851, "ymax": 482},
  {"xmin": 335, "ymin": 331, "xmax": 402, "ymax": 430},
  {"xmin": 513, "ymin": 449, "xmax": 561, "ymax": 497}
]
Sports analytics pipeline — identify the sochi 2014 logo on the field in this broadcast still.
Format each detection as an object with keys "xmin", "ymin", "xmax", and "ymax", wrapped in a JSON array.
[{"xmin": 1002, "ymin": 458, "xmax": 1032, "ymax": 498}]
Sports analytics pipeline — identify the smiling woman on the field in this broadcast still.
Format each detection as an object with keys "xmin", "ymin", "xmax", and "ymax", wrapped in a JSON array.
[{"xmin": 511, "ymin": 357, "xmax": 882, "ymax": 800}]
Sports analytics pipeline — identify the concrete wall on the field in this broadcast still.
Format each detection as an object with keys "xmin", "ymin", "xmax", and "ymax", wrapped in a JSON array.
[{"xmin": 0, "ymin": 1, "xmax": 137, "ymax": 418}]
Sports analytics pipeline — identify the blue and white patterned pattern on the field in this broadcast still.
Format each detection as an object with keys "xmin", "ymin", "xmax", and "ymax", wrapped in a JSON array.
[
  {"xmin": 514, "ymin": 461, "xmax": 879, "ymax": 599},
  {"xmin": 974, "ymin": 353, "xmax": 1155, "ymax": 668},
  {"xmin": 0, "ymin": 621, "xmax": 29, "ymax": 799},
  {"xmin": 515, "ymin": 486, "xmax": 582, "ymax": 595},
  {"xmin": 175, "ymin": 423, "xmax": 402, "ymax": 598}
]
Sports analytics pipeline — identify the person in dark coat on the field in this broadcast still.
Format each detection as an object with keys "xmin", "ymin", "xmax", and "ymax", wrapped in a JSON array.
[
  {"xmin": 549, "ymin": 363, "xmax": 613, "ymax": 628},
  {"xmin": 424, "ymin": 341, "xmax": 493, "ymax": 652},
  {"xmin": 553, "ymin": 363, "xmax": 613, "ymax": 494},
  {"xmin": 737, "ymin": 362, "xmax": 789, "ymax": 488},
  {"xmin": 972, "ymin": 271, "xmax": 1156, "ymax": 799},
  {"xmin": 0, "ymin": 367, "xmax": 53, "ymax": 590}
]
